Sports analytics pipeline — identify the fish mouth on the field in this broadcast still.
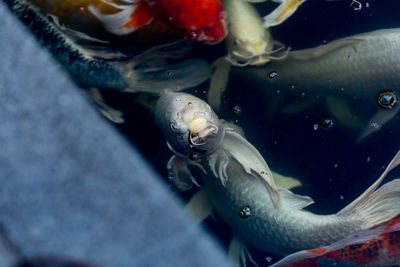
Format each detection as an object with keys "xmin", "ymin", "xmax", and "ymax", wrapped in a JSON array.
[{"xmin": 188, "ymin": 123, "xmax": 220, "ymax": 152}]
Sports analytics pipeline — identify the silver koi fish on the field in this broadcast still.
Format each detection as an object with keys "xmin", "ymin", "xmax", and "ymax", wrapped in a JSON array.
[
  {"xmin": 210, "ymin": 29, "xmax": 400, "ymax": 141},
  {"xmin": 156, "ymin": 92, "xmax": 400, "ymax": 261}
]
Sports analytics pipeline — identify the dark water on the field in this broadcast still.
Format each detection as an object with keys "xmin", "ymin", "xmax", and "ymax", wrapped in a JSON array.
[
  {"xmin": 29, "ymin": 0, "xmax": 400, "ymax": 265},
  {"xmin": 93, "ymin": 0, "xmax": 400, "ymax": 265}
]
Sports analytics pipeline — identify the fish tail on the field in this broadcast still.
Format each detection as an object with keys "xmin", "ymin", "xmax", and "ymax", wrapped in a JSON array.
[
  {"xmin": 88, "ymin": 1, "xmax": 154, "ymax": 35},
  {"xmin": 337, "ymin": 150, "xmax": 400, "ymax": 228},
  {"xmin": 121, "ymin": 41, "xmax": 211, "ymax": 93}
]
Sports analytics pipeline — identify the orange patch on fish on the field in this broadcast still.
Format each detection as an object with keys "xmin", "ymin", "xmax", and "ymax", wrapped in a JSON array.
[{"xmin": 122, "ymin": 1, "xmax": 153, "ymax": 29}]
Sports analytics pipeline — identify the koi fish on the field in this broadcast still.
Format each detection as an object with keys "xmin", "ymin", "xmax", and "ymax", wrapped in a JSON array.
[
  {"xmin": 156, "ymin": 92, "xmax": 400, "ymax": 263},
  {"xmin": 26, "ymin": 0, "xmax": 176, "ymax": 43},
  {"xmin": 88, "ymin": 0, "xmax": 228, "ymax": 44},
  {"xmin": 270, "ymin": 213, "xmax": 400, "ymax": 267},
  {"xmin": 4, "ymin": 0, "xmax": 211, "ymax": 93}
]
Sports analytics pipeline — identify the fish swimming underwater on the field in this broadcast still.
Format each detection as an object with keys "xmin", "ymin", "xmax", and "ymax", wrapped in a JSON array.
[
  {"xmin": 88, "ymin": 0, "xmax": 228, "ymax": 44},
  {"xmin": 26, "ymin": 0, "xmax": 176, "ymax": 44},
  {"xmin": 223, "ymin": 0, "xmax": 285, "ymax": 67},
  {"xmin": 156, "ymin": 92, "xmax": 400, "ymax": 261},
  {"xmin": 210, "ymin": 28, "xmax": 400, "ymax": 140},
  {"xmin": 4, "ymin": 0, "xmax": 211, "ymax": 93},
  {"xmin": 270, "ymin": 213, "xmax": 400, "ymax": 267}
]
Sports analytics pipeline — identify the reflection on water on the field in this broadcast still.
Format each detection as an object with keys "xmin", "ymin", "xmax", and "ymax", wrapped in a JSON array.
[{"xmin": 12, "ymin": 0, "xmax": 400, "ymax": 265}]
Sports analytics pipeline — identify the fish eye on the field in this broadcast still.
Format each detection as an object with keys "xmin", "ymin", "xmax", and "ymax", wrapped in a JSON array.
[{"xmin": 234, "ymin": 40, "xmax": 240, "ymax": 46}]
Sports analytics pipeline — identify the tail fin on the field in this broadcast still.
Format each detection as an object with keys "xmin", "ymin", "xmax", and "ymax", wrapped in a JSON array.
[
  {"xmin": 338, "ymin": 150, "xmax": 400, "ymax": 228},
  {"xmin": 121, "ymin": 41, "xmax": 212, "ymax": 94}
]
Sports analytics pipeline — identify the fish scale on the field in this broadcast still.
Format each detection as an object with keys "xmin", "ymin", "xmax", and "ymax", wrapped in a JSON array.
[{"xmin": 202, "ymin": 156, "xmax": 362, "ymax": 255}]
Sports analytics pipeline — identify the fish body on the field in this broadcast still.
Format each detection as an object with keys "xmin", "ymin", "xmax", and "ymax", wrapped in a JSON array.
[
  {"xmin": 4, "ymin": 0, "xmax": 211, "ymax": 93},
  {"xmin": 224, "ymin": 0, "xmax": 275, "ymax": 66},
  {"xmin": 27, "ymin": 0, "xmax": 175, "ymax": 43},
  {"xmin": 271, "ymin": 214, "xmax": 400, "ymax": 266},
  {"xmin": 234, "ymin": 29, "xmax": 400, "ymax": 98},
  {"xmin": 89, "ymin": 0, "xmax": 227, "ymax": 43},
  {"xmin": 223, "ymin": 29, "xmax": 400, "ymax": 140},
  {"xmin": 157, "ymin": 92, "xmax": 400, "ymax": 258}
]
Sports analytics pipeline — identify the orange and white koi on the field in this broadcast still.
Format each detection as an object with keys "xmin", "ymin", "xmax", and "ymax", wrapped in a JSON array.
[
  {"xmin": 88, "ymin": 0, "xmax": 228, "ymax": 44},
  {"xmin": 271, "ymin": 214, "xmax": 400, "ymax": 267}
]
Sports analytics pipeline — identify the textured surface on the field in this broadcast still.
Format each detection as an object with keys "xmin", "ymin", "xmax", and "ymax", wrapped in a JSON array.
[{"xmin": 0, "ymin": 1, "xmax": 231, "ymax": 266}]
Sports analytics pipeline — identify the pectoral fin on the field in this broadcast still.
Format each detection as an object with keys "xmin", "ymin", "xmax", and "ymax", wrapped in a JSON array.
[
  {"xmin": 167, "ymin": 155, "xmax": 204, "ymax": 191},
  {"xmin": 356, "ymin": 104, "xmax": 400, "ymax": 143},
  {"xmin": 88, "ymin": 1, "xmax": 154, "ymax": 35},
  {"xmin": 272, "ymin": 171, "xmax": 302, "ymax": 189},
  {"xmin": 262, "ymin": 0, "xmax": 306, "ymax": 28},
  {"xmin": 207, "ymin": 58, "xmax": 231, "ymax": 111},
  {"xmin": 222, "ymin": 129, "xmax": 281, "ymax": 208},
  {"xmin": 184, "ymin": 188, "xmax": 214, "ymax": 223},
  {"xmin": 278, "ymin": 187, "xmax": 314, "ymax": 210}
]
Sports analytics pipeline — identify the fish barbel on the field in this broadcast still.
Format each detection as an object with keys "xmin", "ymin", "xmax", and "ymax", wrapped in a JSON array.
[
  {"xmin": 271, "ymin": 213, "xmax": 400, "ymax": 266},
  {"xmin": 157, "ymin": 92, "xmax": 400, "ymax": 258}
]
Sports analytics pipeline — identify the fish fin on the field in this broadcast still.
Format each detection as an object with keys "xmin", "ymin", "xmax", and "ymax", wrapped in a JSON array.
[
  {"xmin": 338, "ymin": 150, "xmax": 400, "ymax": 228},
  {"xmin": 86, "ymin": 88, "xmax": 125, "ymax": 124},
  {"xmin": 326, "ymin": 95, "xmax": 366, "ymax": 131},
  {"xmin": 272, "ymin": 171, "xmax": 302, "ymax": 190},
  {"xmin": 167, "ymin": 155, "xmax": 204, "ymax": 191},
  {"xmin": 48, "ymin": 14, "xmax": 131, "ymax": 60},
  {"xmin": 262, "ymin": 0, "xmax": 306, "ymax": 28},
  {"xmin": 207, "ymin": 57, "xmax": 231, "ymax": 111},
  {"xmin": 222, "ymin": 121, "xmax": 246, "ymax": 138},
  {"xmin": 269, "ymin": 249, "xmax": 323, "ymax": 267},
  {"xmin": 279, "ymin": 187, "xmax": 314, "ymax": 210},
  {"xmin": 228, "ymin": 237, "xmax": 259, "ymax": 267},
  {"xmin": 88, "ymin": 1, "xmax": 154, "ymax": 35},
  {"xmin": 122, "ymin": 41, "xmax": 211, "ymax": 93},
  {"xmin": 281, "ymin": 97, "xmax": 316, "ymax": 114},
  {"xmin": 290, "ymin": 36, "xmax": 369, "ymax": 60},
  {"xmin": 356, "ymin": 105, "xmax": 400, "ymax": 143},
  {"xmin": 222, "ymin": 129, "xmax": 281, "ymax": 208},
  {"xmin": 184, "ymin": 188, "xmax": 214, "ymax": 223}
]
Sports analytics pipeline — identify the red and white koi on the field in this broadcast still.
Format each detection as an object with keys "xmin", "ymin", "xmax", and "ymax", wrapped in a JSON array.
[
  {"xmin": 88, "ymin": 0, "xmax": 228, "ymax": 44},
  {"xmin": 271, "ymin": 214, "xmax": 400, "ymax": 267}
]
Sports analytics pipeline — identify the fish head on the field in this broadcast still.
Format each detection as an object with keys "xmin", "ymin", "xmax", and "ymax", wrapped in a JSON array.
[
  {"xmin": 150, "ymin": 0, "xmax": 228, "ymax": 44},
  {"xmin": 156, "ymin": 92, "xmax": 225, "ymax": 157}
]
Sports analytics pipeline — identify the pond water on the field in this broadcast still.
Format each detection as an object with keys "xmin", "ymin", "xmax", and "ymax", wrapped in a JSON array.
[
  {"xmin": 96, "ymin": 1, "xmax": 400, "ymax": 265},
  {"xmin": 13, "ymin": 0, "xmax": 400, "ymax": 265}
]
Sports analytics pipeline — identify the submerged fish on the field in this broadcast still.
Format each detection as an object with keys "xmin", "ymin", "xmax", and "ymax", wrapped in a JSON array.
[
  {"xmin": 271, "ymin": 213, "xmax": 400, "ymax": 267},
  {"xmin": 26, "ymin": 0, "xmax": 176, "ymax": 43},
  {"xmin": 156, "ymin": 92, "xmax": 400, "ymax": 260},
  {"xmin": 210, "ymin": 29, "xmax": 400, "ymax": 140},
  {"xmin": 88, "ymin": 0, "xmax": 228, "ymax": 44},
  {"xmin": 224, "ymin": 0, "xmax": 282, "ymax": 66},
  {"xmin": 4, "ymin": 0, "xmax": 211, "ymax": 93}
]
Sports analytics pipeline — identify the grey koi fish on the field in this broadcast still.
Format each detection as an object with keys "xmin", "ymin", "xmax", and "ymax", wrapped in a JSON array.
[
  {"xmin": 3, "ymin": 0, "xmax": 211, "ymax": 93},
  {"xmin": 209, "ymin": 29, "xmax": 400, "ymax": 141},
  {"xmin": 156, "ymin": 92, "xmax": 400, "ymax": 259}
]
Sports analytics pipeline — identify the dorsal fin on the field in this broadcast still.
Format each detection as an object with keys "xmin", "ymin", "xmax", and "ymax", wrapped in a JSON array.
[
  {"xmin": 221, "ymin": 129, "xmax": 281, "ymax": 208},
  {"xmin": 290, "ymin": 35, "xmax": 370, "ymax": 60}
]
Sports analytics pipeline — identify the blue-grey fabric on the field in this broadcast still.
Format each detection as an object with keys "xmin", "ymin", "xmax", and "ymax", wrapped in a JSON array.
[{"xmin": 0, "ymin": 2, "xmax": 232, "ymax": 266}]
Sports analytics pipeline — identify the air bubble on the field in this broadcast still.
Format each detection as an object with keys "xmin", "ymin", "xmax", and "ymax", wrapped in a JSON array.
[
  {"xmin": 377, "ymin": 90, "xmax": 397, "ymax": 109},
  {"xmin": 319, "ymin": 116, "xmax": 334, "ymax": 129},
  {"xmin": 238, "ymin": 206, "xmax": 251, "ymax": 219},
  {"xmin": 269, "ymin": 71, "xmax": 278, "ymax": 79},
  {"xmin": 232, "ymin": 105, "xmax": 242, "ymax": 115}
]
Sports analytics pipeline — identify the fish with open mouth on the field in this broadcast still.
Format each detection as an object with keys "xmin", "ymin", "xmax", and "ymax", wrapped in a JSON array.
[{"xmin": 156, "ymin": 91, "xmax": 400, "ymax": 265}]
